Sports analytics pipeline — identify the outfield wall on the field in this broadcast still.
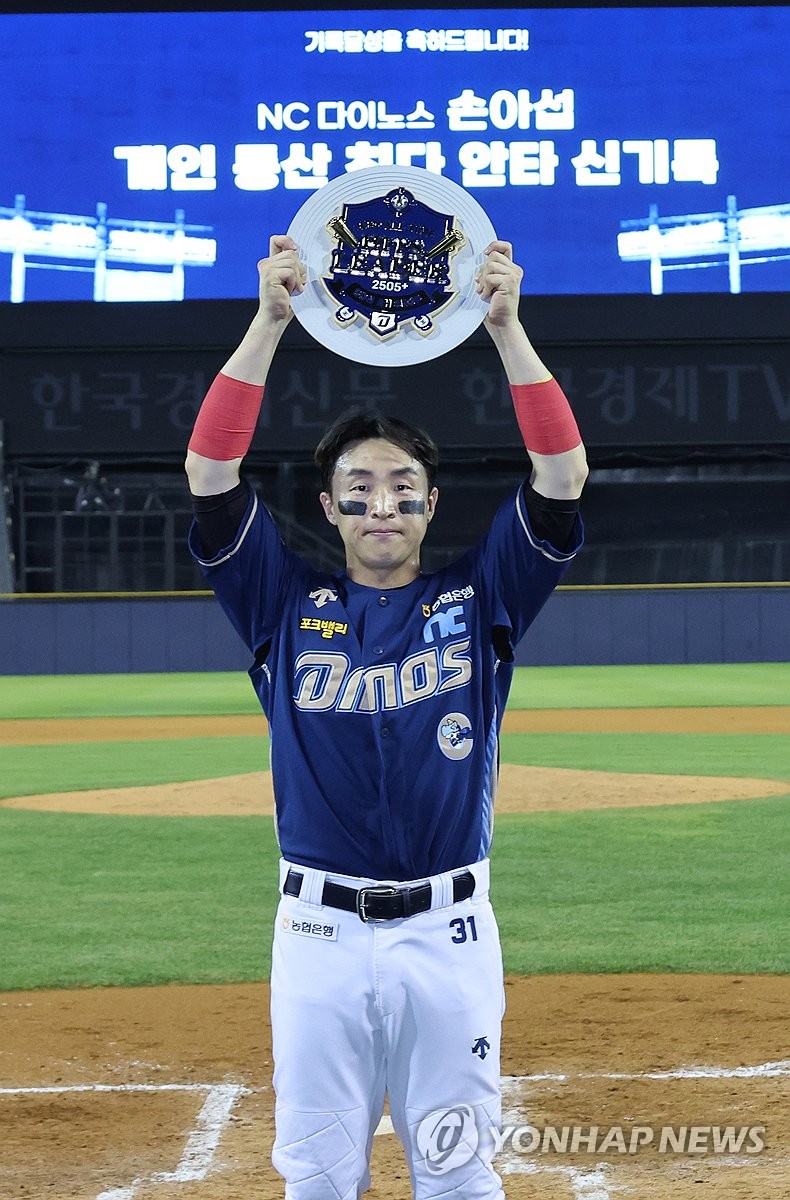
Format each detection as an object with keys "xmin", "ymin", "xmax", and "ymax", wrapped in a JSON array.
[{"xmin": 1, "ymin": 585, "xmax": 787, "ymax": 674}]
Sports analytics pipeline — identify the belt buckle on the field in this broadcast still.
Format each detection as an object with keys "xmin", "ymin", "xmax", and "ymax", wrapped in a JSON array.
[{"xmin": 356, "ymin": 884, "xmax": 400, "ymax": 923}]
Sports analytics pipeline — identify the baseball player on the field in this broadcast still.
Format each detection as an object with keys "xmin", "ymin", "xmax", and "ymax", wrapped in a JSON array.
[{"xmin": 185, "ymin": 235, "xmax": 587, "ymax": 1199}]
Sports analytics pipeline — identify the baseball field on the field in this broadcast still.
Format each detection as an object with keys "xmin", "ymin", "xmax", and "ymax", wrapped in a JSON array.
[{"xmin": 1, "ymin": 662, "xmax": 789, "ymax": 1200}]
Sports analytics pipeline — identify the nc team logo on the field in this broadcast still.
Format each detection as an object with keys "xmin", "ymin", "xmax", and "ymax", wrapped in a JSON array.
[
  {"xmin": 437, "ymin": 712, "xmax": 474, "ymax": 760},
  {"xmin": 422, "ymin": 604, "xmax": 467, "ymax": 645},
  {"xmin": 416, "ymin": 1105, "xmax": 479, "ymax": 1175},
  {"xmin": 323, "ymin": 187, "xmax": 466, "ymax": 340}
]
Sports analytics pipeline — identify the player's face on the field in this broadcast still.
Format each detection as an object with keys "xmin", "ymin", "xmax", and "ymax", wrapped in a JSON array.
[{"xmin": 320, "ymin": 438, "xmax": 438, "ymax": 587}]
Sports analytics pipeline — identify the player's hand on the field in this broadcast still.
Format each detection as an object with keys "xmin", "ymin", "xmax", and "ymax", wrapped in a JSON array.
[
  {"xmin": 477, "ymin": 241, "xmax": 524, "ymax": 329},
  {"xmin": 256, "ymin": 235, "xmax": 306, "ymax": 325}
]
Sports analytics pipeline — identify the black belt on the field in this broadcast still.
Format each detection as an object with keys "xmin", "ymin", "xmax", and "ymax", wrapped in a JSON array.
[{"xmin": 283, "ymin": 867, "xmax": 475, "ymax": 923}]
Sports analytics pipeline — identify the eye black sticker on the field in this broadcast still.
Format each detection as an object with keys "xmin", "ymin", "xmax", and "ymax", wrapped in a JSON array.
[
  {"xmin": 337, "ymin": 499, "xmax": 426, "ymax": 516},
  {"xmin": 337, "ymin": 500, "xmax": 368, "ymax": 516}
]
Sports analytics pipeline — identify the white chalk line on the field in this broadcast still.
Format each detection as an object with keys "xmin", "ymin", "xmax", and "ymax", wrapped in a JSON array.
[
  {"xmin": 500, "ymin": 1161, "xmax": 614, "ymax": 1200},
  {"xmin": 94, "ymin": 1082, "xmax": 245, "ymax": 1200},
  {"xmin": 4, "ymin": 1058, "xmax": 787, "ymax": 1100},
  {"xmin": 0, "ymin": 1081, "xmax": 249, "ymax": 1096},
  {"xmin": 502, "ymin": 1058, "xmax": 790, "ymax": 1085}
]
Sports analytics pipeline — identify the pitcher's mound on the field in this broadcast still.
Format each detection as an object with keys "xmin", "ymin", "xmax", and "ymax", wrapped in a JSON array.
[{"xmin": 2, "ymin": 765, "xmax": 786, "ymax": 816}]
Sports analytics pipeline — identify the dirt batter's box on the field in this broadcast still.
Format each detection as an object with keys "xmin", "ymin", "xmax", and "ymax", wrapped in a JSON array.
[{"xmin": 2, "ymin": 1063, "xmax": 788, "ymax": 1199}]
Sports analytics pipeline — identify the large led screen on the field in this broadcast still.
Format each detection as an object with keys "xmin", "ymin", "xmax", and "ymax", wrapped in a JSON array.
[{"xmin": 2, "ymin": 7, "xmax": 789, "ymax": 302}]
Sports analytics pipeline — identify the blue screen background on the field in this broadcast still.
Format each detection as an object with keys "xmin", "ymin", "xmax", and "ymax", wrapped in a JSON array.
[{"xmin": 3, "ymin": 7, "xmax": 789, "ymax": 300}]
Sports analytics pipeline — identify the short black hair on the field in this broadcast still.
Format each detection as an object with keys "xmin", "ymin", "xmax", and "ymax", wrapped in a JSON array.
[{"xmin": 314, "ymin": 407, "xmax": 439, "ymax": 493}]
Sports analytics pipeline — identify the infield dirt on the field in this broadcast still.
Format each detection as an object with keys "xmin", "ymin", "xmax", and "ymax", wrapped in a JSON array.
[{"xmin": 2, "ymin": 975, "xmax": 789, "ymax": 1200}]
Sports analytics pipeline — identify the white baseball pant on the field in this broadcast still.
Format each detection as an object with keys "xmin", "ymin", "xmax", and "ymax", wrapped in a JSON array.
[{"xmin": 270, "ymin": 857, "xmax": 506, "ymax": 1200}]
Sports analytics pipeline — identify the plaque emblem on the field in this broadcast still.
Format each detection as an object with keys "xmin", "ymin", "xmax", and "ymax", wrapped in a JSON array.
[
  {"xmin": 287, "ymin": 165, "xmax": 497, "ymax": 367},
  {"xmin": 323, "ymin": 187, "xmax": 466, "ymax": 340}
]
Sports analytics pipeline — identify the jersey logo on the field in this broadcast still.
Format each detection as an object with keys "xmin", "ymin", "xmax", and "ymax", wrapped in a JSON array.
[
  {"xmin": 293, "ymin": 638, "xmax": 472, "ymax": 714},
  {"xmin": 309, "ymin": 587, "xmax": 338, "ymax": 609},
  {"xmin": 422, "ymin": 604, "xmax": 467, "ymax": 645},
  {"xmin": 471, "ymin": 1036, "xmax": 491, "ymax": 1060},
  {"xmin": 437, "ymin": 712, "xmax": 474, "ymax": 760},
  {"xmin": 323, "ymin": 186, "xmax": 465, "ymax": 340}
]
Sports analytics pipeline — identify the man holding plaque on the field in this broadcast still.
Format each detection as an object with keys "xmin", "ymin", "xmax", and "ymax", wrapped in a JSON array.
[{"xmin": 186, "ymin": 231, "xmax": 587, "ymax": 1198}]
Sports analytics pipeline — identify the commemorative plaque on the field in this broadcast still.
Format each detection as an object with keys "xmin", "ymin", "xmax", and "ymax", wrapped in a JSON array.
[{"xmin": 287, "ymin": 165, "xmax": 497, "ymax": 366}]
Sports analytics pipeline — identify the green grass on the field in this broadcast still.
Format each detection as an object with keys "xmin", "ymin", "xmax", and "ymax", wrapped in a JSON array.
[
  {"xmin": 1, "ymin": 664, "xmax": 787, "ymax": 990},
  {"xmin": 0, "ymin": 738, "xmax": 270, "ymax": 799},
  {"xmin": 0, "ymin": 672, "xmax": 261, "ymax": 719},
  {"xmin": 500, "ymin": 733, "xmax": 790, "ymax": 782},
  {"xmin": 505, "ymin": 662, "xmax": 790, "ymax": 710},
  {"xmin": 0, "ymin": 811, "xmax": 277, "ymax": 989},
  {"xmin": 492, "ymin": 798, "xmax": 790, "ymax": 974},
  {"xmin": 2, "ymin": 796, "xmax": 788, "ymax": 989},
  {"xmin": 2, "ymin": 662, "xmax": 789, "ymax": 718}
]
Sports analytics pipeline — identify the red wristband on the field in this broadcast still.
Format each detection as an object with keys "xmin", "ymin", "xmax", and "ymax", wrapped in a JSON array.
[
  {"xmin": 510, "ymin": 377, "xmax": 581, "ymax": 455},
  {"xmin": 187, "ymin": 372, "xmax": 264, "ymax": 461}
]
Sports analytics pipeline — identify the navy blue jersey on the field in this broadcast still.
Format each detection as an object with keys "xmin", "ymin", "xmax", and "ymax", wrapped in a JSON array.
[{"xmin": 189, "ymin": 484, "xmax": 582, "ymax": 880}]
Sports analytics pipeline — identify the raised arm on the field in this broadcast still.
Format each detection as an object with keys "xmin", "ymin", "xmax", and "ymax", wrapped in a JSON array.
[
  {"xmin": 477, "ymin": 241, "xmax": 588, "ymax": 500},
  {"xmin": 184, "ymin": 235, "xmax": 305, "ymax": 496}
]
